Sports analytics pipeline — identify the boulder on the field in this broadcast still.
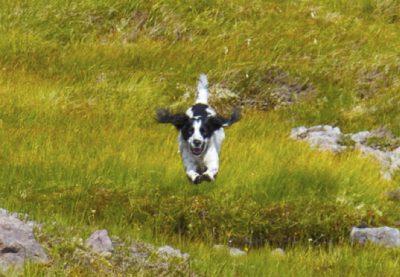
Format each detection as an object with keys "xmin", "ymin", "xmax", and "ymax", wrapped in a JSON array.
[
  {"xmin": 0, "ymin": 209, "xmax": 48, "ymax": 273},
  {"xmin": 350, "ymin": 226, "xmax": 400, "ymax": 247}
]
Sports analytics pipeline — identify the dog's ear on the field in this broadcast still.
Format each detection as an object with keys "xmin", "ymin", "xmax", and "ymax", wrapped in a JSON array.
[
  {"xmin": 208, "ymin": 108, "xmax": 241, "ymax": 130},
  {"xmin": 156, "ymin": 108, "xmax": 189, "ymax": 130}
]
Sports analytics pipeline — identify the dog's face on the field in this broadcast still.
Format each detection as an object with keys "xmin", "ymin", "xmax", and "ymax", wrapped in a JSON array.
[
  {"xmin": 181, "ymin": 117, "xmax": 215, "ymax": 156},
  {"xmin": 157, "ymin": 104, "xmax": 240, "ymax": 156}
]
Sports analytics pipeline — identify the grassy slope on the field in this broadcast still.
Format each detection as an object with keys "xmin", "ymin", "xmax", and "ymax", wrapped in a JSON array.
[{"xmin": 1, "ymin": 0, "xmax": 400, "ymax": 275}]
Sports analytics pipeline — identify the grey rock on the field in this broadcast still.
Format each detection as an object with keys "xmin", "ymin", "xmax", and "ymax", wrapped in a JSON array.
[
  {"xmin": 351, "ymin": 226, "xmax": 400, "ymax": 247},
  {"xmin": 271, "ymin": 248, "xmax": 285, "ymax": 257},
  {"xmin": 351, "ymin": 131, "xmax": 371, "ymax": 144},
  {"xmin": 290, "ymin": 126, "xmax": 308, "ymax": 139},
  {"xmin": 85, "ymin": 229, "xmax": 113, "ymax": 256},
  {"xmin": 229, "ymin": 247, "xmax": 246, "ymax": 257},
  {"xmin": 290, "ymin": 125, "xmax": 345, "ymax": 152},
  {"xmin": 131, "ymin": 241, "xmax": 153, "ymax": 261},
  {"xmin": 0, "ymin": 209, "xmax": 48, "ymax": 273},
  {"xmin": 157, "ymin": 245, "xmax": 189, "ymax": 260},
  {"xmin": 291, "ymin": 125, "xmax": 400, "ymax": 179}
]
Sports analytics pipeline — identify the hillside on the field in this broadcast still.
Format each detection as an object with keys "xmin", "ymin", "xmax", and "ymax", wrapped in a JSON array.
[{"xmin": 1, "ymin": 0, "xmax": 400, "ymax": 275}]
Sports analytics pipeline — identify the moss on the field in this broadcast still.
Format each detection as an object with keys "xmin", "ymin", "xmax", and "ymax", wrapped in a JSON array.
[
  {"xmin": 365, "ymin": 136, "xmax": 400, "ymax": 151},
  {"xmin": 338, "ymin": 134, "xmax": 356, "ymax": 148}
]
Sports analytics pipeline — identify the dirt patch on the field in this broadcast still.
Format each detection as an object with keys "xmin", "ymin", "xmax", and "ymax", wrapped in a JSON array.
[{"xmin": 223, "ymin": 67, "xmax": 316, "ymax": 111}]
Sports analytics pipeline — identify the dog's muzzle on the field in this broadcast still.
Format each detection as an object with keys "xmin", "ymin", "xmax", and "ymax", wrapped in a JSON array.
[{"xmin": 191, "ymin": 140, "xmax": 204, "ymax": 156}]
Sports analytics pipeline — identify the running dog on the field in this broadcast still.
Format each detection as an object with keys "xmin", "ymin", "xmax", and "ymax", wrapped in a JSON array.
[{"xmin": 156, "ymin": 74, "xmax": 240, "ymax": 184}]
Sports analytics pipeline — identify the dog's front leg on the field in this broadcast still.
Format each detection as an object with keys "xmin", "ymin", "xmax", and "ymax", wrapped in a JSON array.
[
  {"xmin": 180, "ymin": 147, "xmax": 201, "ymax": 184},
  {"xmin": 202, "ymin": 148, "xmax": 219, "ymax": 182}
]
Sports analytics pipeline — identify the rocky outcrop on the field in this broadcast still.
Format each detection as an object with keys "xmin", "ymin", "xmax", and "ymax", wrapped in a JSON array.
[
  {"xmin": 291, "ymin": 125, "xmax": 400, "ymax": 179},
  {"xmin": 0, "ymin": 209, "xmax": 48, "ymax": 273},
  {"xmin": 81, "ymin": 232, "xmax": 194, "ymax": 276},
  {"xmin": 290, "ymin": 125, "xmax": 345, "ymax": 152}
]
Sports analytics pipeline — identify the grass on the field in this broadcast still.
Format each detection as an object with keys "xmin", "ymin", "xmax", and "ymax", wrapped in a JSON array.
[{"xmin": 1, "ymin": 0, "xmax": 400, "ymax": 275}]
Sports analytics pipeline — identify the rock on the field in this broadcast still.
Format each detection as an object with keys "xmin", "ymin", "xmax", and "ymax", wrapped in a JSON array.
[
  {"xmin": 85, "ymin": 230, "xmax": 113, "ymax": 256},
  {"xmin": 157, "ymin": 245, "xmax": 189, "ymax": 260},
  {"xmin": 271, "ymin": 248, "xmax": 285, "ymax": 257},
  {"xmin": 0, "ymin": 209, "xmax": 48, "ymax": 273},
  {"xmin": 290, "ymin": 126, "xmax": 308, "ymax": 139},
  {"xmin": 290, "ymin": 125, "xmax": 345, "ymax": 152},
  {"xmin": 229, "ymin": 247, "xmax": 246, "ymax": 257},
  {"xmin": 351, "ymin": 226, "xmax": 400, "ymax": 247},
  {"xmin": 213, "ymin": 245, "xmax": 246, "ymax": 257},
  {"xmin": 130, "ymin": 241, "xmax": 153, "ymax": 261},
  {"xmin": 291, "ymin": 125, "xmax": 400, "ymax": 179},
  {"xmin": 351, "ymin": 131, "xmax": 371, "ymax": 144}
]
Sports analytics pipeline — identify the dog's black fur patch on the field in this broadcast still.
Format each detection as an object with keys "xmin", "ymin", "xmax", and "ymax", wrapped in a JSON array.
[
  {"xmin": 158, "ymin": 106, "xmax": 241, "ymax": 142},
  {"xmin": 190, "ymin": 103, "xmax": 209, "ymax": 118},
  {"xmin": 156, "ymin": 109, "xmax": 189, "ymax": 130}
]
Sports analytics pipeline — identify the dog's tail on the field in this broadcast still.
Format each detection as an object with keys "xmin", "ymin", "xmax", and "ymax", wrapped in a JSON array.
[{"xmin": 196, "ymin": 74, "xmax": 208, "ymax": 104}]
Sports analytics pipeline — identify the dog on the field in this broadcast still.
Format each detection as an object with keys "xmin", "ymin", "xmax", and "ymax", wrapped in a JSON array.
[{"xmin": 156, "ymin": 74, "xmax": 240, "ymax": 184}]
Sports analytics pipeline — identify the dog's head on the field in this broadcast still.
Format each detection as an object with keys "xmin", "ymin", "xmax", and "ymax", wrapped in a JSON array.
[{"xmin": 156, "ymin": 107, "xmax": 240, "ymax": 156}]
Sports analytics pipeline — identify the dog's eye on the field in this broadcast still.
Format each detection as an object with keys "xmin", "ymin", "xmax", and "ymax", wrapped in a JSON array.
[
  {"xmin": 188, "ymin": 127, "xmax": 194, "ymax": 135},
  {"xmin": 200, "ymin": 127, "xmax": 207, "ymax": 135}
]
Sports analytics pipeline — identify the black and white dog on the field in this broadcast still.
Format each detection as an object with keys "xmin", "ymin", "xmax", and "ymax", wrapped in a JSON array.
[{"xmin": 157, "ymin": 74, "xmax": 240, "ymax": 184}]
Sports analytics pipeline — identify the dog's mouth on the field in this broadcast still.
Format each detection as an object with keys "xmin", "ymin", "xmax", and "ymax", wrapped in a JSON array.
[{"xmin": 191, "ymin": 145, "xmax": 204, "ymax": 156}]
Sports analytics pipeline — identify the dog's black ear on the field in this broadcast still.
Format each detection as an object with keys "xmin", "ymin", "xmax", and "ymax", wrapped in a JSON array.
[
  {"xmin": 208, "ymin": 108, "xmax": 241, "ymax": 130},
  {"xmin": 226, "ymin": 107, "xmax": 241, "ymax": 126},
  {"xmin": 156, "ymin": 108, "xmax": 189, "ymax": 130}
]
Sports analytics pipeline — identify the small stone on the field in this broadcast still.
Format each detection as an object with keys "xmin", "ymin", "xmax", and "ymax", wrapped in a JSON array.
[
  {"xmin": 85, "ymin": 230, "xmax": 113, "ymax": 255},
  {"xmin": 229, "ymin": 247, "xmax": 246, "ymax": 257},
  {"xmin": 271, "ymin": 248, "xmax": 285, "ymax": 257},
  {"xmin": 351, "ymin": 226, "xmax": 400, "ymax": 247},
  {"xmin": 157, "ymin": 245, "xmax": 189, "ymax": 259}
]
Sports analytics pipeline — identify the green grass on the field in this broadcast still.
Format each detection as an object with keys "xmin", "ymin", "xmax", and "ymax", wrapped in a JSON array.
[{"xmin": 1, "ymin": 0, "xmax": 400, "ymax": 275}]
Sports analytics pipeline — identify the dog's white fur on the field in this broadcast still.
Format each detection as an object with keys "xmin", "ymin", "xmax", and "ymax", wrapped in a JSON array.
[{"xmin": 179, "ymin": 75, "xmax": 224, "ymax": 183}]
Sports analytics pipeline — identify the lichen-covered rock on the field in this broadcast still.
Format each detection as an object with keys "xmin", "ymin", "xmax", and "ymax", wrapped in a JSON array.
[
  {"xmin": 351, "ymin": 226, "xmax": 400, "ymax": 247},
  {"xmin": 0, "ymin": 209, "xmax": 48, "ymax": 273},
  {"xmin": 291, "ymin": 125, "xmax": 400, "ymax": 179},
  {"xmin": 290, "ymin": 125, "xmax": 345, "ymax": 152},
  {"xmin": 157, "ymin": 245, "xmax": 190, "ymax": 260},
  {"xmin": 351, "ymin": 131, "xmax": 371, "ymax": 144},
  {"xmin": 85, "ymin": 229, "xmax": 113, "ymax": 256}
]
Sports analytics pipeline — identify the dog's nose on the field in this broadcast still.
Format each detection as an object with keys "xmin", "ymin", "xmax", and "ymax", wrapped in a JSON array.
[{"xmin": 193, "ymin": 139, "xmax": 202, "ymax": 147}]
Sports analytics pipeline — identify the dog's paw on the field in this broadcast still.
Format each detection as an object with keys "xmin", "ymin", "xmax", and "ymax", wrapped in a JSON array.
[
  {"xmin": 201, "ymin": 172, "xmax": 216, "ymax": 182},
  {"xmin": 193, "ymin": 175, "xmax": 203, "ymax": 184},
  {"xmin": 188, "ymin": 174, "xmax": 202, "ymax": 184}
]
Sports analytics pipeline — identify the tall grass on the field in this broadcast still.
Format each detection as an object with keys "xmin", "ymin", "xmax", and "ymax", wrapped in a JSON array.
[{"xmin": 1, "ymin": 0, "xmax": 400, "ymax": 275}]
